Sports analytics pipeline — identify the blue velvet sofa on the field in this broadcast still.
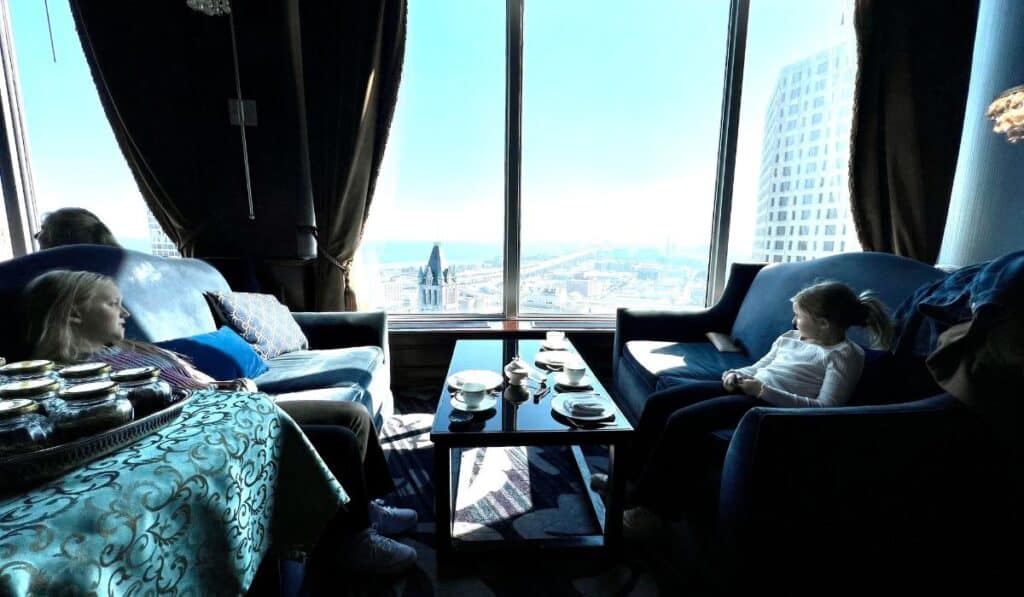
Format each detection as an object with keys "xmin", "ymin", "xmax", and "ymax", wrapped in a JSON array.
[
  {"xmin": 0, "ymin": 245, "xmax": 393, "ymax": 426},
  {"xmin": 613, "ymin": 252, "xmax": 1017, "ymax": 593}
]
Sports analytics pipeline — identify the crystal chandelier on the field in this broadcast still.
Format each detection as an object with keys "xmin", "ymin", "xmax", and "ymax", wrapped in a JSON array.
[
  {"xmin": 986, "ymin": 85, "xmax": 1024, "ymax": 144},
  {"xmin": 186, "ymin": 0, "xmax": 230, "ymax": 17}
]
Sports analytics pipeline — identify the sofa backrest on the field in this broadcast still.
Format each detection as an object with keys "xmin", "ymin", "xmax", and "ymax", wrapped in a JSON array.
[
  {"xmin": 0, "ymin": 245, "xmax": 231, "ymax": 360},
  {"xmin": 729, "ymin": 252, "xmax": 946, "ymax": 360}
]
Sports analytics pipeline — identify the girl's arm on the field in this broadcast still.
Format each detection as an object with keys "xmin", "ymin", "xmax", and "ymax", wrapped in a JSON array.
[
  {"xmin": 759, "ymin": 346, "xmax": 865, "ymax": 408},
  {"xmin": 724, "ymin": 334, "xmax": 784, "ymax": 381}
]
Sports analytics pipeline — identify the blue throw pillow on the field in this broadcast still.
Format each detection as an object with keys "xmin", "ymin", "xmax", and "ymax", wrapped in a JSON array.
[{"xmin": 156, "ymin": 326, "xmax": 269, "ymax": 380}]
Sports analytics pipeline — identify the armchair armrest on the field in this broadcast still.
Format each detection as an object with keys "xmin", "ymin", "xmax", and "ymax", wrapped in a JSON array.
[
  {"xmin": 292, "ymin": 311, "xmax": 389, "ymax": 358},
  {"xmin": 714, "ymin": 393, "xmax": 1015, "ymax": 590},
  {"xmin": 613, "ymin": 262, "xmax": 764, "ymax": 373}
]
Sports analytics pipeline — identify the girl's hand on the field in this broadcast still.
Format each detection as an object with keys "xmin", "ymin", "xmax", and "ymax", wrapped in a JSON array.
[
  {"xmin": 723, "ymin": 372, "xmax": 740, "ymax": 392},
  {"xmin": 737, "ymin": 377, "xmax": 763, "ymax": 397}
]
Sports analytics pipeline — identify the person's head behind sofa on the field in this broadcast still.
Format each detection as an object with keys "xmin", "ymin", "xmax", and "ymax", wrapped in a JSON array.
[
  {"xmin": 36, "ymin": 207, "xmax": 120, "ymax": 250},
  {"xmin": 24, "ymin": 269, "xmax": 128, "ymax": 362}
]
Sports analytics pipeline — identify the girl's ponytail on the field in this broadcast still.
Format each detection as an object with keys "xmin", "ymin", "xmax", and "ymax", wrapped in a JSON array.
[{"xmin": 858, "ymin": 292, "xmax": 894, "ymax": 350}]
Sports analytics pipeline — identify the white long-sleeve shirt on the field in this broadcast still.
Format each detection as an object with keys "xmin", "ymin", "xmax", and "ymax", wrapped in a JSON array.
[{"xmin": 724, "ymin": 330, "xmax": 865, "ymax": 408}]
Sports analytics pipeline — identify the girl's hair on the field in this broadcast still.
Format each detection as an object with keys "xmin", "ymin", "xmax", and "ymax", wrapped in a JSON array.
[
  {"xmin": 24, "ymin": 269, "xmax": 112, "ymax": 362},
  {"xmin": 792, "ymin": 280, "xmax": 895, "ymax": 349}
]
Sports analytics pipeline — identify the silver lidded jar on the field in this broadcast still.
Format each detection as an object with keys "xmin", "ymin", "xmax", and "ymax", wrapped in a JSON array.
[
  {"xmin": 58, "ymin": 362, "xmax": 112, "ymax": 386},
  {"xmin": 0, "ymin": 398, "xmax": 53, "ymax": 456},
  {"xmin": 111, "ymin": 367, "xmax": 173, "ymax": 418},
  {"xmin": 0, "ymin": 360, "xmax": 60, "ymax": 385},
  {"xmin": 54, "ymin": 380, "xmax": 133, "ymax": 442},
  {"xmin": 0, "ymin": 377, "xmax": 63, "ymax": 417}
]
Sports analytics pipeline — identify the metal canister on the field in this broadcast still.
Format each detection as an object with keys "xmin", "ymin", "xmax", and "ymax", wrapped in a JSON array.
[
  {"xmin": 0, "ymin": 398, "xmax": 53, "ymax": 456},
  {"xmin": 0, "ymin": 378, "xmax": 63, "ymax": 417},
  {"xmin": 53, "ymin": 381, "xmax": 133, "ymax": 441},
  {"xmin": 111, "ymin": 367, "xmax": 173, "ymax": 418},
  {"xmin": 59, "ymin": 362, "xmax": 112, "ymax": 386}
]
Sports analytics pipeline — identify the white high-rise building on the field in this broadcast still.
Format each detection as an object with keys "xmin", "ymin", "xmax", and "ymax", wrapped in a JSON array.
[
  {"xmin": 146, "ymin": 211, "xmax": 180, "ymax": 258},
  {"xmin": 753, "ymin": 42, "xmax": 858, "ymax": 264}
]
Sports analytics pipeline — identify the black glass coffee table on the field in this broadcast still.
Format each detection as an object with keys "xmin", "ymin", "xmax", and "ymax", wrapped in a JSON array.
[{"xmin": 430, "ymin": 338, "xmax": 633, "ymax": 566}]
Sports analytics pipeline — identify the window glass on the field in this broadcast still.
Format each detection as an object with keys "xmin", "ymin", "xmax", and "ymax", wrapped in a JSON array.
[
  {"xmin": 728, "ymin": 0, "xmax": 859, "ymax": 269},
  {"xmin": 358, "ymin": 0, "xmax": 505, "ymax": 313},
  {"xmin": 10, "ymin": 2, "xmax": 178, "ymax": 256},
  {"xmin": 519, "ymin": 0, "xmax": 729, "ymax": 313}
]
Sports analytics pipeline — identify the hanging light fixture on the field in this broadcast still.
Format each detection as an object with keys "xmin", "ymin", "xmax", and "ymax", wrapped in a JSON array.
[
  {"xmin": 186, "ymin": 0, "xmax": 256, "ymax": 219},
  {"xmin": 986, "ymin": 85, "xmax": 1024, "ymax": 144}
]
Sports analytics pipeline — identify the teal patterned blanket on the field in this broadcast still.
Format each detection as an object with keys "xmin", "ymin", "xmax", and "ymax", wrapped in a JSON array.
[{"xmin": 0, "ymin": 390, "xmax": 347, "ymax": 595}]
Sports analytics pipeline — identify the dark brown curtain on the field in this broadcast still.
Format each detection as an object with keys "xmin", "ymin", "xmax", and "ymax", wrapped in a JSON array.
[
  {"xmin": 300, "ymin": 0, "xmax": 407, "ymax": 311},
  {"xmin": 849, "ymin": 0, "xmax": 979, "ymax": 263},
  {"xmin": 70, "ymin": 1, "xmax": 317, "ymax": 260}
]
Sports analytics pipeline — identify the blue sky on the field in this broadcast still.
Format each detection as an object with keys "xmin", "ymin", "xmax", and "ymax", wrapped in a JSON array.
[{"xmin": 12, "ymin": 0, "xmax": 852, "ymax": 257}]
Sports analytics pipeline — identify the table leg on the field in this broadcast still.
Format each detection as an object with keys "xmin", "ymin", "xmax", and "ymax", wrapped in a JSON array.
[
  {"xmin": 434, "ymin": 443, "xmax": 453, "ymax": 565},
  {"xmin": 605, "ymin": 443, "xmax": 624, "ymax": 551}
]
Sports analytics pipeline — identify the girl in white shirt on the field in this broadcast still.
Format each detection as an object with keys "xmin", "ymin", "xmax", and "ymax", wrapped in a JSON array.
[{"xmin": 620, "ymin": 280, "xmax": 895, "ymax": 537}]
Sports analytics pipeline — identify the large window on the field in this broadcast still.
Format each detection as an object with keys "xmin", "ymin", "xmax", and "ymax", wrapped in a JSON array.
[
  {"xmin": 8, "ymin": 1, "xmax": 178, "ymax": 256},
  {"xmin": 519, "ymin": 1, "xmax": 728, "ymax": 314},
  {"xmin": 359, "ymin": 1, "xmax": 505, "ymax": 314},
  {"xmin": 727, "ymin": 0, "xmax": 859, "ymax": 267},
  {"xmin": 361, "ymin": 0, "xmax": 730, "ymax": 317}
]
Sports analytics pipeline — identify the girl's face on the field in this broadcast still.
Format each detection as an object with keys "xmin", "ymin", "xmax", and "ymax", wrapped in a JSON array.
[
  {"xmin": 75, "ymin": 281, "xmax": 130, "ymax": 346},
  {"xmin": 792, "ymin": 301, "xmax": 829, "ymax": 344}
]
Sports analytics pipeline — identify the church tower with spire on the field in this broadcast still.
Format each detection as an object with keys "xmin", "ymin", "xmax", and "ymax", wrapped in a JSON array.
[{"xmin": 418, "ymin": 242, "xmax": 459, "ymax": 311}]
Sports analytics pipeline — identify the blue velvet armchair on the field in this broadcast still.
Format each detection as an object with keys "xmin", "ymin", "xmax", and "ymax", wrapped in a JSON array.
[{"xmin": 613, "ymin": 252, "xmax": 1017, "ymax": 592}]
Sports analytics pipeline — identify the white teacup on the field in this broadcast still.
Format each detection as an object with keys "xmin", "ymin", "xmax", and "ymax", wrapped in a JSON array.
[
  {"xmin": 460, "ymin": 381, "xmax": 488, "ymax": 407},
  {"xmin": 564, "ymin": 359, "xmax": 586, "ymax": 385},
  {"xmin": 546, "ymin": 331, "xmax": 566, "ymax": 345}
]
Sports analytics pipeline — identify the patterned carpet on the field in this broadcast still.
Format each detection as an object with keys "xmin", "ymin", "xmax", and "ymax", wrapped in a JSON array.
[{"xmin": 335, "ymin": 405, "xmax": 713, "ymax": 597}]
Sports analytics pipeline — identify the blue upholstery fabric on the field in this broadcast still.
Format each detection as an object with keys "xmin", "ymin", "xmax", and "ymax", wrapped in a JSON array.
[
  {"xmin": 206, "ymin": 291, "xmax": 309, "ymax": 359},
  {"xmin": 729, "ymin": 252, "xmax": 945, "ymax": 358},
  {"xmin": 255, "ymin": 347, "xmax": 385, "ymax": 416},
  {"xmin": 157, "ymin": 326, "xmax": 269, "ymax": 380},
  {"xmin": 0, "ymin": 245, "xmax": 229, "ymax": 359},
  {"xmin": 0, "ymin": 246, "xmax": 393, "ymax": 425}
]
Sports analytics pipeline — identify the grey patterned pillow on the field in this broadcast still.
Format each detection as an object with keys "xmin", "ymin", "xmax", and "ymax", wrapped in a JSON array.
[{"xmin": 205, "ymin": 291, "xmax": 308, "ymax": 360}]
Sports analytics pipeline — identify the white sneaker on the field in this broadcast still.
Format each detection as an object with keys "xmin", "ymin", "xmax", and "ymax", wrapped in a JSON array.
[
  {"xmin": 623, "ymin": 506, "xmax": 663, "ymax": 539},
  {"xmin": 368, "ymin": 499, "xmax": 418, "ymax": 536},
  {"xmin": 336, "ymin": 527, "xmax": 417, "ymax": 575}
]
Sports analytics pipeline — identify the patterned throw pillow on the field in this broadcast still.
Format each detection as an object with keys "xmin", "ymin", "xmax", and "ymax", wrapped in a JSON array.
[{"xmin": 205, "ymin": 291, "xmax": 308, "ymax": 360}]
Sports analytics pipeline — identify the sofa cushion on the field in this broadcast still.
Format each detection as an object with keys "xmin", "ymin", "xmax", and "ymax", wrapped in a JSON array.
[
  {"xmin": 254, "ymin": 347, "xmax": 383, "ymax": 394},
  {"xmin": 622, "ymin": 340, "xmax": 753, "ymax": 394},
  {"xmin": 156, "ymin": 326, "xmax": 269, "ymax": 381},
  {"xmin": 206, "ymin": 291, "xmax": 309, "ymax": 359}
]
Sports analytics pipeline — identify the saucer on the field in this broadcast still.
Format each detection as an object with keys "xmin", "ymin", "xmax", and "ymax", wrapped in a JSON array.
[
  {"xmin": 553, "ymin": 372, "xmax": 592, "ymax": 389},
  {"xmin": 541, "ymin": 340, "xmax": 569, "ymax": 351},
  {"xmin": 450, "ymin": 395, "xmax": 497, "ymax": 412},
  {"xmin": 535, "ymin": 350, "xmax": 572, "ymax": 370},
  {"xmin": 550, "ymin": 394, "xmax": 613, "ymax": 421},
  {"xmin": 447, "ymin": 370, "xmax": 503, "ymax": 391}
]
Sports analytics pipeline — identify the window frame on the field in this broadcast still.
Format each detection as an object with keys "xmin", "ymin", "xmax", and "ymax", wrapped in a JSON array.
[{"xmin": 0, "ymin": 0, "xmax": 754, "ymax": 322}]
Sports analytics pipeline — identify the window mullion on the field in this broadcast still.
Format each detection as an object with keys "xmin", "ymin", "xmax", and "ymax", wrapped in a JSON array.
[
  {"xmin": 503, "ymin": 0, "xmax": 524, "ymax": 319},
  {"xmin": 707, "ymin": 0, "xmax": 750, "ymax": 305}
]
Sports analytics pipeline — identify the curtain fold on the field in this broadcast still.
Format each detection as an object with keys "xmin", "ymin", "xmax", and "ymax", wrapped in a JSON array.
[
  {"xmin": 849, "ymin": 0, "xmax": 979, "ymax": 263},
  {"xmin": 301, "ymin": 0, "xmax": 407, "ymax": 311}
]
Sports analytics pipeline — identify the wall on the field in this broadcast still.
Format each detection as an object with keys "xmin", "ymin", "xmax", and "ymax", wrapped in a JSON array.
[{"xmin": 938, "ymin": 0, "xmax": 1024, "ymax": 266}]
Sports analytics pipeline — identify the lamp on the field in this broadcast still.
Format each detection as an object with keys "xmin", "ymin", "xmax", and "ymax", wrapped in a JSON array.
[
  {"xmin": 186, "ymin": 0, "xmax": 256, "ymax": 220},
  {"xmin": 986, "ymin": 85, "xmax": 1024, "ymax": 144}
]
